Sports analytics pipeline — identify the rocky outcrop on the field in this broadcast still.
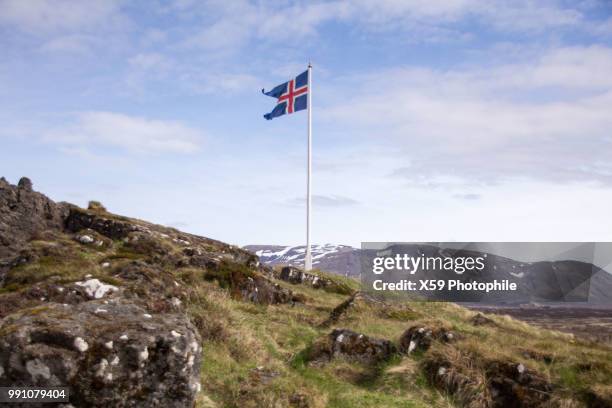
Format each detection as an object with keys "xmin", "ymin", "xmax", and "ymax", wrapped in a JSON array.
[
  {"xmin": 0, "ymin": 299, "xmax": 201, "ymax": 407},
  {"xmin": 486, "ymin": 360, "xmax": 553, "ymax": 408},
  {"xmin": 423, "ymin": 351, "xmax": 554, "ymax": 408},
  {"xmin": 240, "ymin": 274, "xmax": 296, "ymax": 304},
  {"xmin": 307, "ymin": 328, "xmax": 396, "ymax": 365},
  {"xmin": 279, "ymin": 266, "xmax": 330, "ymax": 289},
  {"xmin": 65, "ymin": 207, "xmax": 140, "ymax": 240},
  {"xmin": 0, "ymin": 177, "xmax": 66, "ymax": 259},
  {"xmin": 399, "ymin": 324, "xmax": 457, "ymax": 354}
]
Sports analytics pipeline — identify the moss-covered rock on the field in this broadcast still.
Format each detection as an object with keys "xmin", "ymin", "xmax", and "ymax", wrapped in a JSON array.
[{"xmin": 0, "ymin": 300, "xmax": 201, "ymax": 407}]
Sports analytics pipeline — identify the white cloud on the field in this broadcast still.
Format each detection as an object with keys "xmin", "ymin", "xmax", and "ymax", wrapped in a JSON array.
[
  {"xmin": 128, "ymin": 53, "xmax": 174, "ymax": 72},
  {"xmin": 0, "ymin": 0, "xmax": 125, "ymax": 33},
  {"xmin": 182, "ymin": 1, "xmax": 347, "ymax": 51},
  {"xmin": 124, "ymin": 45, "xmax": 261, "ymax": 95},
  {"xmin": 348, "ymin": 0, "xmax": 583, "ymax": 33},
  {"xmin": 324, "ymin": 45, "xmax": 612, "ymax": 186},
  {"xmin": 124, "ymin": 56, "xmax": 260, "ymax": 95},
  {"xmin": 178, "ymin": 0, "xmax": 589, "ymax": 52},
  {"xmin": 39, "ymin": 34, "xmax": 98, "ymax": 54},
  {"xmin": 44, "ymin": 112, "xmax": 202, "ymax": 154},
  {"xmin": 474, "ymin": 45, "xmax": 612, "ymax": 90},
  {"xmin": 286, "ymin": 195, "xmax": 359, "ymax": 207}
]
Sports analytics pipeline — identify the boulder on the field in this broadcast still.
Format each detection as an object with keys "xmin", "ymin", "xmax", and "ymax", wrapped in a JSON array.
[
  {"xmin": 486, "ymin": 359, "xmax": 553, "ymax": 407},
  {"xmin": 279, "ymin": 266, "xmax": 334, "ymax": 290},
  {"xmin": 423, "ymin": 351, "xmax": 553, "ymax": 408},
  {"xmin": 0, "ymin": 300, "xmax": 201, "ymax": 407},
  {"xmin": 279, "ymin": 266, "xmax": 305, "ymax": 284},
  {"xmin": 399, "ymin": 325, "xmax": 457, "ymax": 354},
  {"xmin": 308, "ymin": 328, "xmax": 396, "ymax": 365},
  {"xmin": 202, "ymin": 260, "xmax": 296, "ymax": 305},
  {"xmin": 240, "ymin": 275, "xmax": 295, "ymax": 305},
  {"xmin": 64, "ymin": 207, "xmax": 137, "ymax": 240}
]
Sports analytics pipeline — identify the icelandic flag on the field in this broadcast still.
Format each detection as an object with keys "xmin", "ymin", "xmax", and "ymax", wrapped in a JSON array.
[{"xmin": 262, "ymin": 70, "xmax": 308, "ymax": 120}]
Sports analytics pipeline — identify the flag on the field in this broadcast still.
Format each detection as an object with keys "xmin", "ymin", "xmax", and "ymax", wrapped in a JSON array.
[{"xmin": 262, "ymin": 70, "xmax": 308, "ymax": 120}]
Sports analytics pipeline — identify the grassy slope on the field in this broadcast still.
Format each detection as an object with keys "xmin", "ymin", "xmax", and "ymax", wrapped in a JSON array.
[
  {"xmin": 193, "ymin": 272, "xmax": 612, "ymax": 407},
  {"xmin": 1, "ymin": 208, "xmax": 610, "ymax": 407}
]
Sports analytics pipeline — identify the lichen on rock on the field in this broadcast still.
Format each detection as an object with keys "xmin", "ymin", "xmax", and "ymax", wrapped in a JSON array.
[{"xmin": 0, "ymin": 300, "xmax": 201, "ymax": 407}]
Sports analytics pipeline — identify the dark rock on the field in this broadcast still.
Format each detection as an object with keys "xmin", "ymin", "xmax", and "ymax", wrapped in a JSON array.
[
  {"xmin": 64, "ymin": 207, "xmax": 137, "ymax": 240},
  {"xmin": 583, "ymin": 387, "xmax": 612, "ymax": 408},
  {"xmin": 279, "ymin": 266, "xmax": 331, "ymax": 289},
  {"xmin": 280, "ymin": 266, "xmax": 305, "ymax": 284},
  {"xmin": 202, "ymin": 260, "xmax": 296, "ymax": 305},
  {"xmin": 485, "ymin": 360, "xmax": 553, "ymax": 407},
  {"xmin": 399, "ymin": 324, "xmax": 457, "ymax": 354},
  {"xmin": 0, "ymin": 177, "xmax": 66, "ymax": 259},
  {"xmin": 240, "ymin": 275, "xmax": 295, "ymax": 305},
  {"xmin": 308, "ymin": 329, "xmax": 396, "ymax": 365},
  {"xmin": 17, "ymin": 177, "xmax": 33, "ymax": 191},
  {"xmin": 182, "ymin": 246, "xmax": 256, "ymax": 271},
  {"xmin": 0, "ymin": 300, "xmax": 201, "ymax": 407},
  {"xmin": 423, "ymin": 351, "xmax": 553, "ymax": 408}
]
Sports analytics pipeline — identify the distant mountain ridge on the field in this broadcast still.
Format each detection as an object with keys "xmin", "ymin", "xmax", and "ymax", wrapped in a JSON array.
[
  {"xmin": 244, "ymin": 244, "xmax": 360, "ymax": 277},
  {"xmin": 245, "ymin": 243, "xmax": 612, "ymax": 305}
]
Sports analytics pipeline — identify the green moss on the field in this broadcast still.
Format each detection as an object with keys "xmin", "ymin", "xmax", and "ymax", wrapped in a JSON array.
[{"xmin": 5, "ymin": 255, "xmax": 85, "ymax": 286}]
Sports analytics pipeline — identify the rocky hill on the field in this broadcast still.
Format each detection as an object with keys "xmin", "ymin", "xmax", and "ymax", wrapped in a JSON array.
[{"xmin": 1, "ymin": 177, "xmax": 611, "ymax": 407}]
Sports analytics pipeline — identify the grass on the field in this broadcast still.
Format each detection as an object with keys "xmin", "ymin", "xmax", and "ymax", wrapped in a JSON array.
[
  {"xmin": 202, "ymin": 260, "xmax": 257, "ymax": 290},
  {"xmin": 1, "ymin": 209, "xmax": 610, "ymax": 407},
  {"xmin": 196, "ymin": 278, "xmax": 612, "ymax": 407}
]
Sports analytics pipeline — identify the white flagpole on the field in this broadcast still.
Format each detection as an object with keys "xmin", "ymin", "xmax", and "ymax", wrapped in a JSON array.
[{"xmin": 305, "ymin": 62, "xmax": 313, "ymax": 271}]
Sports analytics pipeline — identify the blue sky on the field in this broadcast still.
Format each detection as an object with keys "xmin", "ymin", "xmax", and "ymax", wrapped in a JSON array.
[{"xmin": 1, "ymin": 0, "xmax": 612, "ymax": 247}]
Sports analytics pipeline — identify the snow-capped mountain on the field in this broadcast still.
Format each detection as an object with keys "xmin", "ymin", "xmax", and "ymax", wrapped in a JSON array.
[
  {"xmin": 245, "ymin": 243, "xmax": 612, "ymax": 304},
  {"xmin": 243, "ymin": 244, "xmax": 360, "ymax": 277}
]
